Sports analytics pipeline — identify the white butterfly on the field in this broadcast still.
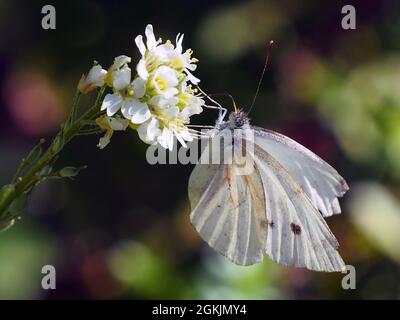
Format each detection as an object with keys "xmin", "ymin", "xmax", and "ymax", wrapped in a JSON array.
[{"xmin": 188, "ymin": 109, "xmax": 349, "ymax": 272}]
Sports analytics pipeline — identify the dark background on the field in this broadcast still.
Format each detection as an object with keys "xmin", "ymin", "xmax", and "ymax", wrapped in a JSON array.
[{"xmin": 0, "ymin": 0, "xmax": 399, "ymax": 299}]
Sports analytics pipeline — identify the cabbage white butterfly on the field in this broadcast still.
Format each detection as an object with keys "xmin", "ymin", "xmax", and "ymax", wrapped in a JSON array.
[{"xmin": 188, "ymin": 43, "xmax": 349, "ymax": 272}]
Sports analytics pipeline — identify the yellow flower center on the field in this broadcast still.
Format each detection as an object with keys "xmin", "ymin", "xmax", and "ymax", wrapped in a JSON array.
[
  {"xmin": 177, "ymin": 93, "xmax": 189, "ymax": 110},
  {"xmin": 151, "ymin": 108, "xmax": 188, "ymax": 129},
  {"xmin": 171, "ymin": 58, "xmax": 183, "ymax": 70},
  {"xmin": 154, "ymin": 76, "xmax": 167, "ymax": 92}
]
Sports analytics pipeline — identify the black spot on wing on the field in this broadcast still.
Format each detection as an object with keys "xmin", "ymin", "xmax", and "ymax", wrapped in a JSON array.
[
  {"xmin": 290, "ymin": 223, "xmax": 301, "ymax": 235},
  {"xmin": 269, "ymin": 221, "xmax": 275, "ymax": 228}
]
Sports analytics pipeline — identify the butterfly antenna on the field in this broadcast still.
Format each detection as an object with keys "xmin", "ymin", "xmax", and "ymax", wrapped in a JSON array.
[
  {"xmin": 248, "ymin": 40, "xmax": 274, "ymax": 115},
  {"xmin": 208, "ymin": 93, "xmax": 237, "ymax": 112}
]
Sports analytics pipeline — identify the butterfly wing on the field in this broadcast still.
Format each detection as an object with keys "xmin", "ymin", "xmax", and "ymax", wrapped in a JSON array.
[
  {"xmin": 253, "ymin": 127, "xmax": 349, "ymax": 217},
  {"xmin": 250, "ymin": 141, "xmax": 345, "ymax": 272},
  {"xmin": 188, "ymin": 130, "xmax": 268, "ymax": 265},
  {"xmin": 189, "ymin": 127, "xmax": 345, "ymax": 271}
]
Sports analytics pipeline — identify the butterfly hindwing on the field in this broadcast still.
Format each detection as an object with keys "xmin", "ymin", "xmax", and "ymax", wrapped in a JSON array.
[
  {"xmin": 253, "ymin": 127, "xmax": 349, "ymax": 217},
  {"xmin": 251, "ymin": 143, "xmax": 345, "ymax": 272}
]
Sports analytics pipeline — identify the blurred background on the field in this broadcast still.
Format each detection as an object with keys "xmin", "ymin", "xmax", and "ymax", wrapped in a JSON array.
[{"xmin": 0, "ymin": 0, "xmax": 399, "ymax": 299}]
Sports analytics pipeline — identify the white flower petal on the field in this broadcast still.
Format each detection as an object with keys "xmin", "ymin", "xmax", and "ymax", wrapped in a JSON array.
[
  {"xmin": 78, "ymin": 65, "xmax": 107, "ymax": 93},
  {"xmin": 137, "ymin": 59, "xmax": 149, "ymax": 80},
  {"xmin": 120, "ymin": 99, "xmax": 133, "ymax": 119},
  {"xmin": 107, "ymin": 102, "xmax": 122, "ymax": 117},
  {"xmin": 157, "ymin": 128, "xmax": 168, "ymax": 148},
  {"xmin": 130, "ymin": 100, "xmax": 151, "ymax": 124},
  {"xmin": 145, "ymin": 24, "xmax": 158, "ymax": 50},
  {"xmin": 163, "ymin": 87, "xmax": 179, "ymax": 98},
  {"xmin": 180, "ymin": 98, "xmax": 204, "ymax": 119},
  {"xmin": 98, "ymin": 136, "xmax": 110, "ymax": 149},
  {"xmin": 137, "ymin": 118, "xmax": 160, "ymax": 143},
  {"xmin": 186, "ymin": 63, "xmax": 197, "ymax": 71},
  {"xmin": 158, "ymin": 128, "xmax": 174, "ymax": 150},
  {"xmin": 132, "ymin": 77, "xmax": 146, "ymax": 98},
  {"xmin": 155, "ymin": 66, "xmax": 179, "ymax": 84},
  {"xmin": 176, "ymin": 133, "xmax": 187, "ymax": 148},
  {"xmin": 109, "ymin": 116, "xmax": 129, "ymax": 131},
  {"xmin": 87, "ymin": 65, "xmax": 107, "ymax": 85},
  {"xmin": 185, "ymin": 70, "xmax": 200, "ymax": 85},
  {"xmin": 149, "ymin": 96, "xmax": 179, "ymax": 109},
  {"xmin": 96, "ymin": 115, "xmax": 129, "ymax": 149},
  {"xmin": 166, "ymin": 130, "xmax": 174, "ymax": 151},
  {"xmin": 135, "ymin": 35, "xmax": 146, "ymax": 56},
  {"xmin": 113, "ymin": 67, "xmax": 131, "ymax": 90},
  {"xmin": 137, "ymin": 124, "xmax": 152, "ymax": 144},
  {"xmin": 154, "ymin": 43, "xmax": 175, "ymax": 60},
  {"xmin": 176, "ymin": 33, "xmax": 184, "ymax": 53},
  {"xmin": 146, "ymin": 118, "xmax": 161, "ymax": 141},
  {"xmin": 101, "ymin": 93, "xmax": 122, "ymax": 116},
  {"xmin": 163, "ymin": 106, "xmax": 179, "ymax": 120},
  {"xmin": 113, "ymin": 55, "xmax": 131, "ymax": 69}
]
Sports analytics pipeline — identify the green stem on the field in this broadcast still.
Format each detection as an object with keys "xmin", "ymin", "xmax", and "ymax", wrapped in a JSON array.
[
  {"xmin": 0, "ymin": 87, "xmax": 105, "ymax": 221},
  {"xmin": 66, "ymin": 91, "xmax": 81, "ymax": 129},
  {"xmin": 11, "ymin": 138, "xmax": 46, "ymax": 184}
]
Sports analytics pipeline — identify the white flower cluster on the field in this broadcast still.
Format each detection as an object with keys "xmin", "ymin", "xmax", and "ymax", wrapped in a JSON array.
[{"xmin": 78, "ymin": 24, "xmax": 204, "ymax": 150}]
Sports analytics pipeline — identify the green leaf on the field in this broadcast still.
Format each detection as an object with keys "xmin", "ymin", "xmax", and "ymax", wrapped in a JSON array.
[
  {"xmin": 36, "ymin": 165, "xmax": 86, "ymax": 182},
  {"xmin": 58, "ymin": 165, "xmax": 87, "ymax": 179}
]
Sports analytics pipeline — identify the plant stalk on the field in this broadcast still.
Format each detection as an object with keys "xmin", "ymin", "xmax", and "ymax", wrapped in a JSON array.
[{"xmin": 0, "ymin": 87, "xmax": 105, "ymax": 222}]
